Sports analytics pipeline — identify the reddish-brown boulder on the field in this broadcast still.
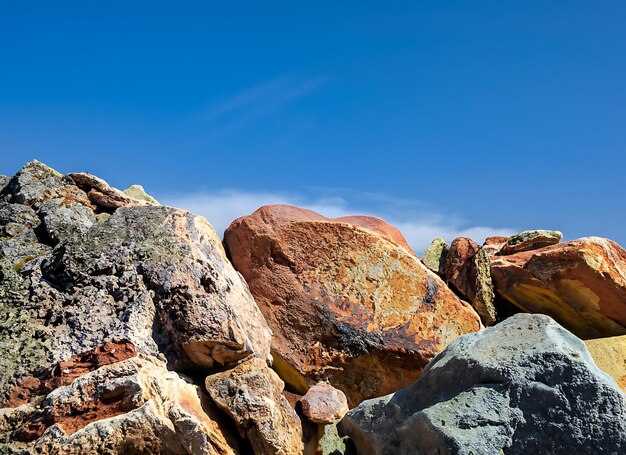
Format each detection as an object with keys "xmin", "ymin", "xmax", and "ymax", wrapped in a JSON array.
[
  {"xmin": 299, "ymin": 382, "xmax": 349, "ymax": 424},
  {"xmin": 224, "ymin": 205, "xmax": 481, "ymax": 405},
  {"xmin": 444, "ymin": 237, "xmax": 479, "ymax": 294},
  {"xmin": 491, "ymin": 237, "xmax": 626, "ymax": 338}
]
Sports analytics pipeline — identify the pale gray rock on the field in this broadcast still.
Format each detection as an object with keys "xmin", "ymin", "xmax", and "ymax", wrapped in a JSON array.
[
  {"xmin": 421, "ymin": 237, "xmax": 449, "ymax": 275},
  {"xmin": 0, "ymin": 174, "xmax": 8, "ymax": 192},
  {"xmin": 123, "ymin": 184, "xmax": 159, "ymax": 204},
  {"xmin": 0, "ymin": 161, "xmax": 272, "ymax": 404},
  {"xmin": 339, "ymin": 314, "xmax": 626, "ymax": 455}
]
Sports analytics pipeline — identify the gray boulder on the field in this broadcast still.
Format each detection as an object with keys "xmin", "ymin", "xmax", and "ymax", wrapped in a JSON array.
[
  {"xmin": 339, "ymin": 314, "xmax": 626, "ymax": 454},
  {"xmin": 0, "ymin": 161, "xmax": 272, "ymax": 403}
]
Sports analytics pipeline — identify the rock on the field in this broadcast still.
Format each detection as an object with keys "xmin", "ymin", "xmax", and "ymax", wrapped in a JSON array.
[
  {"xmin": 443, "ymin": 237, "xmax": 479, "ymax": 294},
  {"xmin": 68, "ymin": 172, "xmax": 157, "ymax": 211},
  {"xmin": 444, "ymin": 237, "xmax": 497, "ymax": 325},
  {"xmin": 0, "ymin": 174, "xmax": 9, "ymax": 191},
  {"xmin": 421, "ymin": 237, "xmax": 448, "ymax": 274},
  {"xmin": 299, "ymin": 382, "xmax": 349, "ymax": 424},
  {"xmin": 205, "ymin": 357, "xmax": 304, "ymax": 455},
  {"xmin": 482, "ymin": 235, "xmax": 509, "ymax": 256},
  {"xmin": 499, "ymin": 229, "xmax": 562, "ymax": 255},
  {"xmin": 0, "ymin": 161, "xmax": 271, "ymax": 403},
  {"xmin": 123, "ymin": 184, "xmax": 159, "ymax": 205},
  {"xmin": 0, "ymin": 348, "xmax": 239, "ymax": 454},
  {"xmin": 224, "ymin": 205, "xmax": 481, "ymax": 405},
  {"xmin": 586, "ymin": 334, "xmax": 626, "ymax": 392},
  {"xmin": 491, "ymin": 237, "xmax": 626, "ymax": 338},
  {"xmin": 339, "ymin": 314, "xmax": 626, "ymax": 455}
]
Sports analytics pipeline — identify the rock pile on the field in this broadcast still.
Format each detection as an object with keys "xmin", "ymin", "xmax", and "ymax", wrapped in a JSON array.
[{"xmin": 1, "ymin": 161, "xmax": 625, "ymax": 454}]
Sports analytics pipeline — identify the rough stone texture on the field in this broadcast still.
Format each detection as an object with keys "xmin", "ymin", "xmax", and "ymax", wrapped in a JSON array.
[
  {"xmin": 443, "ymin": 237, "xmax": 479, "ymax": 295},
  {"xmin": 0, "ymin": 175, "xmax": 9, "ymax": 191},
  {"xmin": 68, "ymin": 172, "xmax": 158, "ymax": 211},
  {"xmin": 0, "ymin": 161, "xmax": 271, "ymax": 403},
  {"xmin": 444, "ymin": 238, "xmax": 497, "ymax": 325},
  {"xmin": 482, "ymin": 235, "xmax": 509, "ymax": 256},
  {"xmin": 123, "ymin": 184, "xmax": 159, "ymax": 205},
  {"xmin": 421, "ymin": 237, "xmax": 448, "ymax": 274},
  {"xmin": 205, "ymin": 357, "xmax": 304, "ymax": 455},
  {"xmin": 491, "ymin": 237, "xmax": 626, "ymax": 338},
  {"xmin": 339, "ymin": 314, "xmax": 626, "ymax": 455},
  {"xmin": 0, "ymin": 353, "xmax": 239, "ymax": 454},
  {"xmin": 586, "ymin": 334, "xmax": 626, "ymax": 392},
  {"xmin": 499, "ymin": 229, "xmax": 563, "ymax": 255},
  {"xmin": 299, "ymin": 382, "xmax": 349, "ymax": 424},
  {"xmin": 224, "ymin": 205, "xmax": 481, "ymax": 406}
]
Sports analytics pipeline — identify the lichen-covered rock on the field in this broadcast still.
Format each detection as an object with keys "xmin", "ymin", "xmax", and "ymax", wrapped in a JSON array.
[
  {"xmin": 299, "ymin": 382, "xmax": 348, "ymax": 424},
  {"xmin": 586, "ymin": 334, "xmax": 626, "ymax": 392},
  {"xmin": 0, "ymin": 174, "xmax": 9, "ymax": 191},
  {"xmin": 339, "ymin": 314, "xmax": 626, "ymax": 455},
  {"xmin": 499, "ymin": 229, "xmax": 562, "ymax": 255},
  {"xmin": 224, "ymin": 205, "xmax": 481, "ymax": 406},
  {"xmin": 123, "ymin": 184, "xmax": 159, "ymax": 205},
  {"xmin": 0, "ymin": 350, "xmax": 239, "ymax": 454},
  {"xmin": 421, "ymin": 237, "xmax": 448, "ymax": 274},
  {"xmin": 205, "ymin": 357, "xmax": 304, "ymax": 455},
  {"xmin": 0, "ymin": 161, "xmax": 271, "ymax": 403},
  {"xmin": 491, "ymin": 237, "xmax": 626, "ymax": 338},
  {"xmin": 444, "ymin": 238, "xmax": 497, "ymax": 325}
]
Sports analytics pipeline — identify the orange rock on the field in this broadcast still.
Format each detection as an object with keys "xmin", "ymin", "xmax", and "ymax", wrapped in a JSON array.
[
  {"xmin": 224, "ymin": 205, "xmax": 481, "ymax": 406},
  {"xmin": 491, "ymin": 237, "xmax": 626, "ymax": 338}
]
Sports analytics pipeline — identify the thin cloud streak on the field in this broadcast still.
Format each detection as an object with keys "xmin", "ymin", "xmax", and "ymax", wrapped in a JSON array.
[{"xmin": 161, "ymin": 189, "xmax": 516, "ymax": 254}]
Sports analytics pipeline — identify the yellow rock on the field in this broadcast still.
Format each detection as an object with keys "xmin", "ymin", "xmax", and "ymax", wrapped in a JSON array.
[{"xmin": 586, "ymin": 334, "xmax": 626, "ymax": 392}]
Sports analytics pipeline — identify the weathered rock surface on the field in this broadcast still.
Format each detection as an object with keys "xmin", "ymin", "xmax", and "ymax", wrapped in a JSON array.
[
  {"xmin": 123, "ymin": 184, "xmax": 159, "ymax": 205},
  {"xmin": 491, "ymin": 237, "xmax": 626, "ymax": 338},
  {"xmin": 421, "ymin": 237, "xmax": 448, "ymax": 274},
  {"xmin": 0, "ymin": 350, "xmax": 239, "ymax": 454},
  {"xmin": 224, "ymin": 205, "xmax": 481, "ymax": 405},
  {"xmin": 339, "ymin": 314, "xmax": 626, "ymax": 455},
  {"xmin": 499, "ymin": 229, "xmax": 562, "ymax": 255},
  {"xmin": 482, "ymin": 235, "xmax": 509, "ymax": 256},
  {"xmin": 444, "ymin": 238, "xmax": 497, "ymax": 325},
  {"xmin": 68, "ymin": 172, "xmax": 158, "ymax": 211},
  {"xmin": 586, "ymin": 334, "xmax": 626, "ymax": 392},
  {"xmin": 299, "ymin": 382, "xmax": 348, "ymax": 424},
  {"xmin": 0, "ymin": 161, "xmax": 271, "ymax": 403},
  {"xmin": 205, "ymin": 357, "xmax": 303, "ymax": 455}
]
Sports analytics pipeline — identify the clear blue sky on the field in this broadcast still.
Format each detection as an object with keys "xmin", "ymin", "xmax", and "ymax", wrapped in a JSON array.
[{"xmin": 1, "ymin": 1, "xmax": 624, "ymax": 250}]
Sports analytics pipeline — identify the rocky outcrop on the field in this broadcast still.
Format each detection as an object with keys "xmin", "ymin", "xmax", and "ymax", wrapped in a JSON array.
[
  {"xmin": 491, "ymin": 237, "xmax": 626, "ymax": 338},
  {"xmin": 205, "ymin": 357, "xmax": 303, "ymax": 455},
  {"xmin": 68, "ymin": 172, "xmax": 158, "ymax": 211},
  {"xmin": 586, "ymin": 334, "xmax": 626, "ymax": 392},
  {"xmin": 0, "ymin": 345, "xmax": 239, "ymax": 454},
  {"xmin": 339, "ymin": 314, "xmax": 626, "ymax": 455},
  {"xmin": 123, "ymin": 184, "xmax": 159, "ymax": 204},
  {"xmin": 421, "ymin": 237, "xmax": 448, "ymax": 274},
  {"xmin": 224, "ymin": 205, "xmax": 481, "ymax": 405},
  {"xmin": 299, "ymin": 382, "xmax": 348, "ymax": 424},
  {"xmin": 0, "ymin": 161, "xmax": 272, "ymax": 404},
  {"xmin": 498, "ymin": 229, "xmax": 562, "ymax": 255}
]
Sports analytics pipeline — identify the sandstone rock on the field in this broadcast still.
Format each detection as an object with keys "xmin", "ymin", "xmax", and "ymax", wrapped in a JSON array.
[
  {"xmin": 339, "ymin": 314, "xmax": 626, "ymax": 455},
  {"xmin": 586, "ymin": 334, "xmax": 626, "ymax": 392},
  {"xmin": 299, "ymin": 382, "xmax": 349, "ymax": 424},
  {"xmin": 499, "ymin": 229, "xmax": 562, "ymax": 255},
  {"xmin": 491, "ymin": 237, "xmax": 626, "ymax": 338},
  {"xmin": 205, "ymin": 357, "xmax": 303, "ymax": 455},
  {"xmin": 224, "ymin": 205, "xmax": 481, "ymax": 405},
  {"xmin": 482, "ymin": 235, "xmax": 509, "ymax": 256},
  {"xmin": 0, "ymin": 350, "xmax": 239, "ymax": 454},
  {"xmin": 0, "ymin": 161, "xmax": 271, "ymax": 403},
  {"xmin": 123, "ymin": 184, "xmax": 159, "ymax": 205},
  {"xmin": 444, "ymin": 238, "xmax": 497, "ymax": 325},
  {"xmin": 421, "ymin": 237, "xmax": 448, "ymax": 274},
  {"xmin": 68, "ymin": 172, "xmax": 157, "ymax": 211}
]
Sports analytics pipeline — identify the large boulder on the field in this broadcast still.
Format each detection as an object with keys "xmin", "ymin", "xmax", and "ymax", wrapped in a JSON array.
[
  {"xmin": 491, "ymin": 237, "xmax": 626, "ymax": 338},
  {"xmin": 0, "ymin": 342, "xmax": 239, "ymax": 454},
  {"xmin": 224, "ymin": 205, "xmax": 481, "ymax": 405},
  {"xmin": 205, "ymin": 357, "xmax": 304, "ymax": 455},
  {"xmin": 586, "ymin": 334, "xmax": 626, "ymax": 393},
  {"xmin": 498, "ymin": 229, "xmax": 563, "ymax": 255},
  {"xmin": 339, "ymin": 314, "xmax": 626, "ymax": 455},
  {"xmin": 0, "ymin": 161, "xmax": 271, "ymax": 402}
]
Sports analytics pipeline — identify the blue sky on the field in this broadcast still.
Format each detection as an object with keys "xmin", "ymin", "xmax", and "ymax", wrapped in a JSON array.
[{"xmin": 1, "ymin": 1, "xmax": 624, "ymax": 251}]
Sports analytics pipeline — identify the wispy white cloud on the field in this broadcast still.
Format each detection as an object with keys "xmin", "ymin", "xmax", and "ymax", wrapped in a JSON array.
[
  {"xmin": 161, "ymin": 189, "xmax": 516, "ymax": 254},
  {"xmin": 198, "ymin": 75, "xmax": 328, "ymax": 140}
]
